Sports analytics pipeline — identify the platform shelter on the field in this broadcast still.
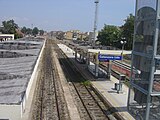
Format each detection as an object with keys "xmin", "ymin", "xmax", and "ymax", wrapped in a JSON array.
[{"xmin": 74, "ymin": 47, "xmax": 131, "ymax": 78}]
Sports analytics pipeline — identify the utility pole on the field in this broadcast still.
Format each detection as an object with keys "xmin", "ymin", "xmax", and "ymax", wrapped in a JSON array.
[
  {"xmin": 31, "ymin": 24, "xmax": 33, "ymax": 36},
  {"xmin": 31, "ymin": 24, "xmax": 33, "ymax": 29},
  {"xmin": 92, "ymin": 0, "xmax": 99, "ymax": 48}
]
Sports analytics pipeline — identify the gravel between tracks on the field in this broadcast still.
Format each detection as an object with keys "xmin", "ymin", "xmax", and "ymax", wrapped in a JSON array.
[{"xmin": 31, "ymin": 39, "xmax": 70, "ymax": 120}]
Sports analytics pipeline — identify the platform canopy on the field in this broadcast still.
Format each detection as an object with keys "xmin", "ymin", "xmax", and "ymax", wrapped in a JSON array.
[{"xmin": 88, "ymin": 49, "xmax": 132, "ymax": 55}]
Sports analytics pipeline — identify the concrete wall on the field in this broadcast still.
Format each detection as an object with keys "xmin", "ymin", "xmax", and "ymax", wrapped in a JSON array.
[
  {"xmin": 25, "ymin": 41, "xmax": 45, "ymax": 101},
  {"xmin": 0, "ymin": 104, "xmax": 21, "ymax": 120},
  {"xmin": 22, "ymin": 40, "xmax": 46, "ymax": 118}
]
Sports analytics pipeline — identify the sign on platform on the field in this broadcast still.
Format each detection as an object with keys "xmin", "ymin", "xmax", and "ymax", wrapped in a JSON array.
[{"xmin": 98, "ymin": 54, "xmax": 122, "ymax": 61}]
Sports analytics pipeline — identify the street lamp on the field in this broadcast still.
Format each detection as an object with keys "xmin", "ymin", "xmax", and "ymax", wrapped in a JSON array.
[
  {"xmin": 120, "ymin": 39, "xmax": 127, "ymax": 60},
  {"xmin": 117, "ymin": 38, "xmax": 127, "ymax": 93}
]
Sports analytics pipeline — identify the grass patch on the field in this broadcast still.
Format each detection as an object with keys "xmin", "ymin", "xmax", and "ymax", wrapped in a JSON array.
[{"xmin": 81, "ymin": 80, "xmax": 91, "ymax": 86}]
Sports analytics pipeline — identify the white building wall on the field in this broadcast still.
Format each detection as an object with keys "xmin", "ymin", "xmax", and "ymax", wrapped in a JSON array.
[{"xmin": 0, "ymin": 34, "xmax": 14, "ymax": 40}]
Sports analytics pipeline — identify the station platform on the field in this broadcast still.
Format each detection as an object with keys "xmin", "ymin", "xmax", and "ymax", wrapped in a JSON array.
[{"xmin": 58, "ymin": 43, "xmax": 135, "ymax": 120}]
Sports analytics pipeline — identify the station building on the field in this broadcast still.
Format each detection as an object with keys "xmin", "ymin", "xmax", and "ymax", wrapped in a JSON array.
[{"xmin": 0, "ymin": 38, "xmax": 45, "ymax": 120}]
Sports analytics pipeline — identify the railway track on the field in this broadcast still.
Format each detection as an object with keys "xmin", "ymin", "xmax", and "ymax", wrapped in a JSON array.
[
  {"xmin": 31, "ymin": 38, "xmax": 118, "ymax": 120},
  {"xmin": 52, "ymin": 40, "xmax": 115, "ymax": 120},
  {"xmin": 31, "ymin": 39, "xmax": 70, "ymax": 120}
]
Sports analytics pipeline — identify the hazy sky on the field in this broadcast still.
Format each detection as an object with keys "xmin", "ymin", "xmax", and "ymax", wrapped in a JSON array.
[{"xmin": 0, "ymin": 0, "xmax": 135, "ymax": 32}]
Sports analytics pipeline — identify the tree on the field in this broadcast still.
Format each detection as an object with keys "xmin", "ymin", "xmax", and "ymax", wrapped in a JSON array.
[
  {"xmin": 0, "ymin": 19, "xmax": 23, "ymax": 39},
  {"xmin": 97, "ymin": 25, "xmax": 122, "ymax": 47},
  {"xmin": 15, "ymin": 31, "xmax": 23, "ymax": 39},
  {"xmin": 121, "ymin": 14, "xmax": 135, "ymax": 50},
  {"xmin": 21, "ymin": 26, "xmax": 45, "ymax": 36},
  {"xmin": 26, "ymin": 28, "xmax": 32, "ymax": 35},
  {"xmin": 32, "ymin": 27, "xmax": 39, "ymax": 36},
  {"xmin": 39, "ymin": 29, "xmax": 44, "ymax": 35},
  {"xmin": 1, "ymin": 19, "xmax": 18, "ymax": 34},
  {"xmin": 21, "ymin": 27, "xmax": 32, "ymax": 35},
  {"xmin": 21, "ymin": 26, "xmax": 27, "ymax": 34}
]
